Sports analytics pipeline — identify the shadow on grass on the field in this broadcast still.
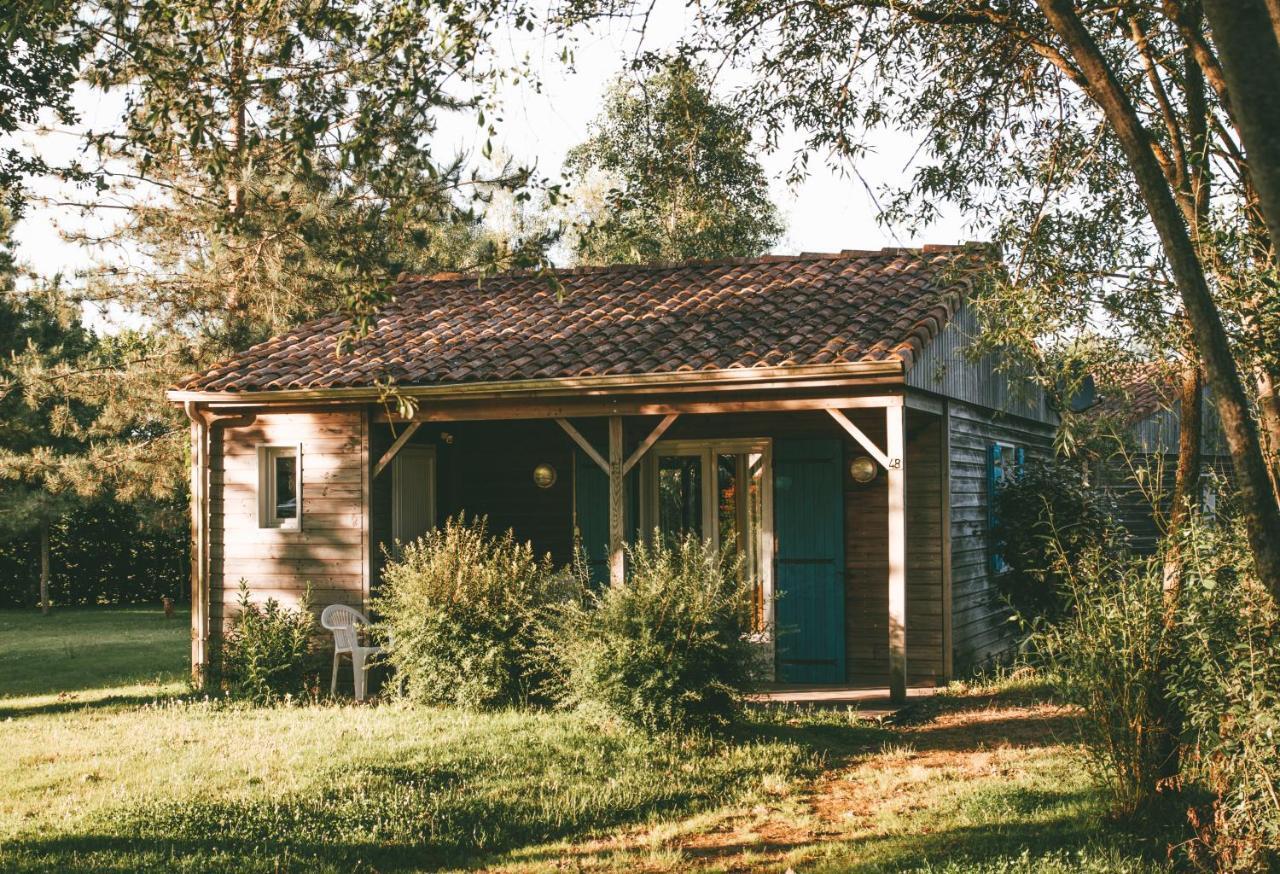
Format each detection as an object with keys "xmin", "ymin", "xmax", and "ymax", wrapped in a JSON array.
[
  {"xmin": 497, "ymin": 781, "xmax": 1159, "ymax": 873},
  {"xmin": 906, "ymin": 710, "xmax": 1080, "ymax": 753},
  {"xmin": 737, "ymin": 708, "xmax": 893, "ymax": 767},
  {"xmin": 0, "ymin": 767, "xmax": 735, "ymax": 874},
  {"xmin": 0, "ymin": 691, "xmax": 183, "ymax": 720}
]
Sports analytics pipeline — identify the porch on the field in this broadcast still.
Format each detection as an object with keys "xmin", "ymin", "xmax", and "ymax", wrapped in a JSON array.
[{"xmin": 368, "ymin": 393, "xmax": 950, "ymax": 702}]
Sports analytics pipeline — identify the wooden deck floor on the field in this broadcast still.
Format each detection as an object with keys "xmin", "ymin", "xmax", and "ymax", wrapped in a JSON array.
[{"xmin": 749, "ymin": 685, "xmax": 940, "ymax": 720}]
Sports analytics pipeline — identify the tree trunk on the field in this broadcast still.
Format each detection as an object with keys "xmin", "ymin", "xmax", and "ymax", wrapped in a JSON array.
[
  {"xmin": 1201, "ymin": 0, "xmax": 1280, "ymax": 502},
  {"xmin": 1256, "ymin": 369, "xmax": 1280, "ymax": 494},
  {"xmin": 1164, "ymin": 361, "xmax": 1203, "ymax": 599},
  {"xmin": 39, "ymin": 518, "xmax": 50, "ymax": 615},
  {"xmin": 1201, "ymin": 1, "xmax": 1280, "ymax": 272},
  {"xmin": 1037, "ymin": 0, "xmax": 1280, "ymax": 598}
]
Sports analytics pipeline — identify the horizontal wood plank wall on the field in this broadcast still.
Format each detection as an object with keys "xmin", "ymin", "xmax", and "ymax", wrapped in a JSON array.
[
  {"xmin": 209, "ymin": 410, "xmax": 367, "ymax": 637},
  {"xmin": 844, "ymin": 409, "xmax": 944, "ymax": 686},
  {"xmin": 1095, "ymin": 452, "xmax": 1234, "ymax": 554},
  {"xmin": 947, "ymin": 400, "xmax": 1054, "ymax": 672}
]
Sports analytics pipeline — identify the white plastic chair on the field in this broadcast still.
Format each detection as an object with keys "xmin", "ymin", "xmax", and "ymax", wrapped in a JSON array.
[{"xmin": 320, "ymin": 604, "xmax": 383, "ymax": 701}]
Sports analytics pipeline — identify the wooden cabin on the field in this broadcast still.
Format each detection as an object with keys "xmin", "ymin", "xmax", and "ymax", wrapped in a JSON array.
[
  {"xmin": 168, "ymin": 246, "xmax": 1057, "ymax": 701},
  {"xmin": 1088, "ymin": 364, "xmax": 1232, "ymax": 552}
]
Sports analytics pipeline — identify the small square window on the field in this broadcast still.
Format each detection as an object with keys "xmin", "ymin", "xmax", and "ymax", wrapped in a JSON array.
[{"xmin": 259, "ymin": 445, "xmax": 301, "ymax": 529}]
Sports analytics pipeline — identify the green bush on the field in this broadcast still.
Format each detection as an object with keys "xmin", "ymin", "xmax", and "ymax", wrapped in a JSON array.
[
  {"xmin": 374, "ymin": 515, "xmax": 572, "ymax": 710},
  {"xmin": 219, "ymin": 579, "xmax": 317, "ymax": 703},
  {"xmin": 1166, "ymin": 517, "xmax": 1280, "ymax": 872},
  {"xmin": 1032, "ymin": 545, "xmax": 1169, "ymax": 816},
  {"xmin": 1035, "ymin": 515, "xmax": 1280, "ymax": 870},
  {"xmin": 993, "ymin": 459, "xmax": 1118, "ymax": 624},
  {"xmin": 544, "ymin": 534, "xmax": 758, "ymax": 734}
]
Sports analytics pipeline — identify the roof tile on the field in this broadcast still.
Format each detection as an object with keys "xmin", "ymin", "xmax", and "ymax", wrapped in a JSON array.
[{"xmin": 175, "ymin": 246, "xmax": 985, "ymax": 392}]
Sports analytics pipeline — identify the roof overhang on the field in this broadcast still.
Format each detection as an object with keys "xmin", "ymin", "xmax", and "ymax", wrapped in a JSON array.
[{"xmin": 166, "ymin": 359, "xmax": 906, "ymax": 407}]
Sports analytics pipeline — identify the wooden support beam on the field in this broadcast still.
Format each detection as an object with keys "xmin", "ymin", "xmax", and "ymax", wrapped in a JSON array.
[
  {"xmin": 608, "ymin": 416, "xmax": 625, "ymax": 587},
  {"xmin": 622, "ymin": 413, "xmax": 679, "ymax": 474},
  {"xmin": 826, "ymin": 407, "xmax": 895, "ymax": 470},
  {"xmin": 372, "ymin": 421, "xmax": 422, "ymax": 480},
  {"xmin": 886, "ymin": 403, "xmax": 908, "ymax": 703},
  {"xmin": 940, "ymin": 399, "xmax": 953, "ymax": 682},
  {"xmin": 555, "ymin": 417, "xmax": 609, "ymax": 473},
  {"xmin": 378, "ymin": 394, "xmax": 905, "ymax": 423},
  {"xmin": 182, "ymin": 402, "xmax": 210, "ymax": 686}
]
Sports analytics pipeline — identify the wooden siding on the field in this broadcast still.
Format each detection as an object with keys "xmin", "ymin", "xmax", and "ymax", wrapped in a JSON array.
[
  {"xmin": 907, "ymin": 304, "xmax": 1055, "ymax": 425},
  {"xmin": 844, "ymin": 409, "xmax": 944, "ymax": 686},
  {"xmin": 209, "ymin": 410, "xmax": 368, "ymax": 641},
  {"xmin": 1129, "ymin": 393, "xmax": 1227, "ymax": 456},
  {"xmin": 1094, "ymin": 452, "xmax": 1234, "ymax": 554},
  {"xmin": 947, "ymin": 400, "xmax": 1055, "ymax": 672}
]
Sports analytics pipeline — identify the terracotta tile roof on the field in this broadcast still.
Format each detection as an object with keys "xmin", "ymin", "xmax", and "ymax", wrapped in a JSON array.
[
  {"xmin": 1090, "ymin": 360, "xmax": 1184, "ymax": 424},
  {"xmin": 175, "ymin": 245, "xmax": 987, "ymax": 393}
]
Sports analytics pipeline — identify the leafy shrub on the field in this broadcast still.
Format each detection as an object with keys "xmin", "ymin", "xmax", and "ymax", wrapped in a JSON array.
[
  {"xmin": 374, "ymin": 515, "xmax": 572, "ymax": 710},
  {"xmin": 1033, "ymin": 545, "xmax": 1169, "ymax": 816},
  {"xmin": 1166, "ymin": 517, "xmax": 1280, "ymax": 872},
  {"xmin": 220, "ymin": 579, "xmax": 317, "ymax": 703},
  {"xmin": 545, "ymin": 534, "xmax": 758, "ymax": 734},
  {"xmin": 1035, "ymin": 515, "xmax": 1280, "ymax": 869},
  {"xmin": 993, "ymin": 459, "xmax": 1118, "ymax": 623}
]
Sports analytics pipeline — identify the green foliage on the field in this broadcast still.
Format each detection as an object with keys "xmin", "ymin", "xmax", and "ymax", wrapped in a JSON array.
[
  {"xmin": 1033, "ymin": 546, "xmax": 1169, "ymax": 817},
  {"xmin": 1165, "ymin": 517, "xmax": 1280, "ymax": 872},
  {"xmin": 993, "ymin": 459, "xmax": 1119, "ymax": 624},
  {"xmin": 81, "ymin": 0, "xmax": 552, "ymax": 342},
  {"xmin": 0, "ymin": 495, "xmax": 188, "ymax": 608},
  {"xmin": 219, "ymin": 580, "xmax": 317, "ymax": 704},
  {"xmin": 544, "ymin": 534, "xmax": 758, "ymax": 734},
  {"xmin": 564, "ymin": 53, "xmax": 782, "ymax": 264},
  {"xmin": 0, "ymin": 0, "xmax": 86, "ymax": 210},
  {"xmin": 374, "ymin": 515, "xmax": 572, "ymax": 709},
  {"xmin": 1036, "ymin": 515, "xmax": 1280, "ymax": 868}
]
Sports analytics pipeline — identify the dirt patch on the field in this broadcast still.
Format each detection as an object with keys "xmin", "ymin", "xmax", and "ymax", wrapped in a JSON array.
[{"xmin": 499, "ymin": 697, "xmax": 1078, "ymax": 872}]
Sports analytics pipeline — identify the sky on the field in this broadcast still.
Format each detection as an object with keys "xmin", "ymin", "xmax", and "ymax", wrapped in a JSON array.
[{"xmin": 10, "ymin": 6, "xmax": 971, "ymax": 331}]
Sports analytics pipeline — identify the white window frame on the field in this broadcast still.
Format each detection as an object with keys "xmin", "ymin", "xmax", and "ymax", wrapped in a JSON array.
[{"xmin": 257, "ymin": 443, "xmax": 303, "ymax": 530}]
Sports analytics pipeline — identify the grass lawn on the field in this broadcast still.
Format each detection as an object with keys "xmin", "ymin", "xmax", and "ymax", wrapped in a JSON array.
[{"xmin": 0, "ymin": 608, "xmax": 1168, "ymax": 872}]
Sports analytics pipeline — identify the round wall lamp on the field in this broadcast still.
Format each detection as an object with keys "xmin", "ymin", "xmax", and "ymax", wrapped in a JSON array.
[
  {"xmin": 849, "ymin": 455, "xmax": 878, "ymax": 484},
  {"xmin": 532, "ymin": 462, "xmax": 558, "ymax": 489}
]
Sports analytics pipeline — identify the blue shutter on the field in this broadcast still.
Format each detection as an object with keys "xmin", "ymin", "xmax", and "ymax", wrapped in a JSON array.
[
  {"xmin": 1015, "ymin": 445, "xmax": 1026, "ymax": 475},
  {"xmin": 773, "ymin": 438, "xmax": 846, "ymax": 684},
  {"xmin": 574, "ymin": 451, "xmax": 609, "ymax": 586}
]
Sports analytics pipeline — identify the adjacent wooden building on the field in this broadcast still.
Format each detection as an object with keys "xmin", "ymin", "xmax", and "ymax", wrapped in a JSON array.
[{"xmin": 169, "ymin": 246, "xmax": 1056, "ymax": 701}]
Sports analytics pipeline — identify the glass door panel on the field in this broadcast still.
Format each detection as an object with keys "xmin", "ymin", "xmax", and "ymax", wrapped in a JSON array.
[
  {"xmin": 657, "ymin": 453, "xmax": 702, "ymax": 538},
  {"xmin": 717, "ymin": 452, "xmax": 767, "ymax": 630}
]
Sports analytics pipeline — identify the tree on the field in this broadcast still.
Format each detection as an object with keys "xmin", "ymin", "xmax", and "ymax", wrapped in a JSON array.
[
  {"xmin": 0, "ymin": 0, "xmax": 86, "ymax": 212},
  {"xmin": 577, "ymin": 0, "xmax": 1280, "ymax": 595},
  {"xmin": 0, "ymin": 209, "xmax": 96, "ymax": 612},
  {"xmin": 75, "ymin": 0, "xmax": 552, "ymax": 340},
  {"xmin": 564, "ymin": 54, "xmax": 782, "ymax": 264},
  {"xmin": 31, "ymin": 0, "xmax": 555, "ymax": 499}
]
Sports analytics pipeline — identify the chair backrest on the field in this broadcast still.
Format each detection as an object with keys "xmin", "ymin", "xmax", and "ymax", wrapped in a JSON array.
[{"xmin": 320, "ymin": 603, "xmax": 370, "ymax": 653}]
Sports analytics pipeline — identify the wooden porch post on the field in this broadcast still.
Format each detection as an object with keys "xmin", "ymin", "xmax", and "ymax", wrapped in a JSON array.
[
  {"xmin": 887, "ymin": 403, "xmax": 907, "ymax": 703},
  {"xmin": 608, "ymin": 416, "xmax": 625, "ymax": 587},
  {"xmin": 184, "ymin": 403, "xmax": 210, "ymax": 685}
]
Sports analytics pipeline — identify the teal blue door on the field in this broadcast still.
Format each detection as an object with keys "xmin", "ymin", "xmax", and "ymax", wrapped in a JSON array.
[{"xmin": 773, "ymin": 438, "xmax": 846, "ymax": 684}]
